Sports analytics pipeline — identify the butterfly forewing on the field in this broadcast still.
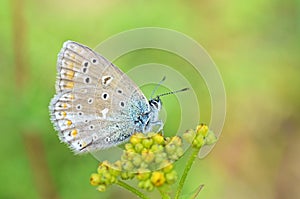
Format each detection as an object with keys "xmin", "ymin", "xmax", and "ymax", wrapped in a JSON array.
[{"xmin": 50, "ymin": 41, "xmax": 150, "ymax": 153}]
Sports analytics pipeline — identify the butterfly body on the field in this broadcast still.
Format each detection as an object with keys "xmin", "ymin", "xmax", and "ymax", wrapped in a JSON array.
[{"xmin": 49, "ymin": 41, "xmax": 162, "ymax": 153}]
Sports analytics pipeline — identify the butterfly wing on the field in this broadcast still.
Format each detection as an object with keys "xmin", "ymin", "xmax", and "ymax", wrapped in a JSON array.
[{"xmin": 49, "ymin": 41, "xmax": 150, "ymax": 153}]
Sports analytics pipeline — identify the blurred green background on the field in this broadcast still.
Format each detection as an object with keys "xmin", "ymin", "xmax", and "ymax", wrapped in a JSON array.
[{"xmin": 1, "ymin": 0, "xmax": 299, "ymax": 198}]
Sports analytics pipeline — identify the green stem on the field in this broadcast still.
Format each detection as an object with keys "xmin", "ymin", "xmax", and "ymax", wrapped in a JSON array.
[
  {"xmin": 158, "ymin": 188, "xmax": 171, "ymax": 199},
  {"xmin": 175, "ymin": 147, "xmax": 199, "ymax": 199},
  {"xmin": 116, "ymin": 180, "xmax": 150, "ymax": 199}
]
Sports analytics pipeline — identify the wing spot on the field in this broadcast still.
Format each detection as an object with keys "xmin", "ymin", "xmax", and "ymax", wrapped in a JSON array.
[
  {"xmin": 117, "ymin": 89, "xmax": 123, "ymax": 94},
  {"xmin": 104, "ymin": 137, "xmax": 111, "ymax": 143},
  {"xmin": 82, "ymin": 67, "xmax": 88, "ymax": 73},
  {"xmin": 91, "ymin": 58, "xmax": 98, "ymax": 64},
  {"xmin": 102, "ymin": 75, "xmax": 113, "ymax": 86},
  {"xmin": 66, "ymin": 120, "xmax": 72, "ymax": 127},
  {"xmin": 80, "ymin": 88, "xmax": 87, "ymax": 93},
  {"xmin": 83, "ymin": 61, "xmax": 89, "ymax": 67},
  {"xmin": 101, "ymin": 92, "xmax": 109, "ymax": 100},
  {"xmin": 100, "ymin": 108, "xmax": 109, "ymax": 119},
  {"xmin": 62, "ymin": 70, "xmax": 75, "ymax": 79},
  {"xmin": 61, "ymin": 111, "xmax": 67, "ymax": 117},
  {"xmin": 89, "ymin": 125, "xmax": 94, "ymax": 130},
  {"xmin": 61, "ymin": 81, "xmax": 74, "ymax": 89},
  {"xmin": 88, "ymin": 98, "xmax": 93, "ymax": 104},
  {"xmin": 71, "ymin": 129, "xmax": 78, "ymax": 137},
  {"xmin": 92, "ymin": 133, "xmax": 98, "ymax": 140},
  {"xmin": 76, "ymin": 104, "xmax": 82, "ymax": 110},
  {"xmin": 84, "ymin": 77, "xmax": 91, "ymax": 84}
]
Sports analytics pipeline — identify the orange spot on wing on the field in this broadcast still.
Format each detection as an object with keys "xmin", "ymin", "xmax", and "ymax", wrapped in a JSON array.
[
  {"xmin": 66, "ymin": 120, "xmax": 72, "ymax": 126},
  {"xmin": 65, "ymin": 70, "xmax": 75, "ymax": 79},
  {"xmin": 65, "ymin": 81, "xmax": 74, "ymax": 89},
  {"xmin": 71, "ymin": 129, "xmax": 78, "ymax": 137}
]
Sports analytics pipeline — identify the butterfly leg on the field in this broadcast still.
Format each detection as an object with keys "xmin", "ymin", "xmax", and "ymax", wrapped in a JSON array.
[{"xmin": 150, "ymin": 120, "xmax": 164, "ymax": 133}]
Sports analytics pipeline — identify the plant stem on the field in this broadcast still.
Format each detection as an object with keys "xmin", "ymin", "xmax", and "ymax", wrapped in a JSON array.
[
  {"xmin": 116, "ymin": 180, "xmax": 150, "ymax": 199},
  {"xmin": 158, "ymin": 188, "xmax": 171, "ymax": 199},
  {"xmin": 175, "ymin": 147, "xmax": 199, "ymax": 199}
]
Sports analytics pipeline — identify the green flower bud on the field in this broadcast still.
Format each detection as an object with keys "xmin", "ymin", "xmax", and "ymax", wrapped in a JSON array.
[
  {"xmin": 122, "ymin": 160, "xmax": 134, "ymax": 171},
  {"xmin": 162, "ymin": 162, "xmax": 173, "ymax": 173},
  {"xmin": 138, "ymin": 180, "xmax": 145, "ymax": 189},
  {"xmin": 134, "ymin": 143, "xmax": 144, "ymax": 153},
  {"xmin": 164, "ymin": 137, "xmax": 171, "ymax": 144},
  {"xmin": 152, "ymin": 134, "xmax": 164, "ymax": 145},
  {"xmin": 142, "ymin": 150, "xmax": 155, "ymax": 163},
  {"xmin": 136, "ymin": 169, "xmax": 151, "ymax": 181},
  {"xmin": 170, "ymin": 136, "xmax": 182, "ymax": 146},
  {"xmin": 183, "ymin": 129, "xmax": 196, "ymax": 144},
  {"xmin": 204, "ymin": 130, "xmax": 218, "ymax": 145},
  {"xmin": 165, "ymin": 170, "xmax": 177, "ymax": 184},
  {"xmin": 176, "ymin": 147, "xmax": 184, "ymax": 157},
  {"xmin": 125, "ymin": 143, "xmax": 133, "ymax": 150},
  {"xmin": 144, "ymin": 179, "xmax": 154, "ymax": 191},
  {"xmin": 132, "ymin": 155, "xmax": 143, "ymax": 166},
  {"xmin": 196, "ymin": 124, "xmax": 208, "ymax": 137},
  {"xmin": 97, "ymin": 166, "xmax": 107, "ymax": 174},
  {"xmin": 109, "ymin": 161, "xmax": 121, "ymax": 175},
  {"xmin": 150, "ymin": 144, "xmax": 164, "ymax": 153},
  {"xmin": 169, "ymin": 154, "xmax": 179, "ymax": 161},
  {"xmin": 142, "ymin": 138, "xmax": 153, "ymax": 149},
  {"xmin": 165, "ymin": 143, "xmax": 176, "ymax": 154},
  {"xmin": 140, "ymin": 162, "xmax": 149, "ymax": 169},
  {"xmin": 130, "ymin": 134, "xmax": 142, "ymax": 145},
  {"xmin": 101, "ymin": 172, "xmax": 112, "ymax": 185},
  {"xmin": 96, "ymin": 184, "xmax": 107, "ymax": 192},
  {"xmin": 192, "ymin": 134, "xmax": 204, "ymax": 148},
  {"xmin": 127, "ymin": 172, "xmax": 135, "ymax": 179},
  {"xmin": 120, "ymin": 172, "xmax": 130, "ymax": 180},
  {"xmin": 155, "ymin": 152, "xmax": 167, "ymax": 164},
  {"xmin": 110, "ymin": 175, "xmax": 117, "ymax": 183},
  {"xmin": 123, "ymin": 150, "xmax": 136, "ymax": 161}
]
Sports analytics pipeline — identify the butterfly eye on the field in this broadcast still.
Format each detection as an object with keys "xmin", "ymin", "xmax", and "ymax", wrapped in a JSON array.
[{"xmin": 150, "ymin": 100, "xmax": 160, "ymax": 109}]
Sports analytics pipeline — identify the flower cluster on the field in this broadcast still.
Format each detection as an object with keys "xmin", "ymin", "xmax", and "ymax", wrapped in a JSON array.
[
  {"xmin": 90, "ymin": 124, "xmax": 217, "ymax": 194},
  {"xmin": 183, "ymin": 124, "xmax": 217, "ymax": 148},
  {"xmin": 90, "ymin": 132, "xmax": 183, "ymax": 192}
]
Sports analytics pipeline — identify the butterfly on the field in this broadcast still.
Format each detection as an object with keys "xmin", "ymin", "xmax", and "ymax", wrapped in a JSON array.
[{"xmin": 49, "ymin": 41, "xmax": 165, "ymax": 154}]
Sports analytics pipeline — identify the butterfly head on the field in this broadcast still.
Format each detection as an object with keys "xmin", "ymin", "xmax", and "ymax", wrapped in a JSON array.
[{"xmin": 149, "ymin": 97, "xmax": 162, "ymax": 112}]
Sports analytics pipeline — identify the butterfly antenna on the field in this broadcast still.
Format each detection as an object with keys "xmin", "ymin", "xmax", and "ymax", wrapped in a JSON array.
[
  {"xmin": 157, "ymin": 87, "xmax": 189, "ymax": 98},
  {"xmin": 150, "ymin": 76, "xmax": 166, "ymax": 99}
]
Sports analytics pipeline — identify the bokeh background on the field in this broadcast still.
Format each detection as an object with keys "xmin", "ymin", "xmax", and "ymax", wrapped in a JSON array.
[{"xmin": 1, "ymin": 0, "xmax": 299, "ymax": 198}]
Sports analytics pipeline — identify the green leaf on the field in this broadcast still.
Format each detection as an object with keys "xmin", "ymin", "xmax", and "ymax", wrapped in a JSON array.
[{"xmin": 180, "ymin": 184, "xmax": 204, "ymax": 199}]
